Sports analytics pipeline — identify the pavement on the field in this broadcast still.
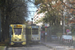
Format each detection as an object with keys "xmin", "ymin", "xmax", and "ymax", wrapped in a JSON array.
[
  {"xmin": 1, "ymin": 39, "xmax": 75, "ymax": 50},
  {"xmin": 0, "ymin": 46, "xmax": 5, "ymax": 50},
  {"xmin": 40, "ymin": 40, "xmax": 75, "ymax": 50},
  {"xmin": 0, "ymin": 42, "xmax": 7, "ymax": 50},
  {"xmin": 0, "ymin": 38, "xmax": 9, "ymax": 50}
]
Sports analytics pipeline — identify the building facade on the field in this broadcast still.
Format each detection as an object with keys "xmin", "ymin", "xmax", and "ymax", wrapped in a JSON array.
[{"xmin": 33, "ymin": 8, "xmax": 45, "ymax": 26}]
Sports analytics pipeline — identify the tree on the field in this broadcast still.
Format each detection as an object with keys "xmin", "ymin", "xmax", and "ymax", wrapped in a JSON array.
[
  {"xmin": 35, "ymin": 0, "xmax": 62, "ymax": 26},
  {"xmin": 35, "ymin": 0, "xmax": 63, "ymax": 41},
  {"xmin": 0, "ymin": 0, "xmax": 28, "ymax": 41}
]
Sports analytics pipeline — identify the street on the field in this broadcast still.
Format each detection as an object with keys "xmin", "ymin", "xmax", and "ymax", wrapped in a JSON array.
[
  {"xmin": 0, "ymin": 0, "xmax": 75, "ymax": 50},
  {"xmin": 41, "ymin": 41, "xmax": 75, "ymax": 50},
  {"xmin": 6, "ymin": 44, "xmax": 53, "ymax": 50},
  {"xmin": 4, "ymin": 41, "xmax": 75, "ymax": 50}
]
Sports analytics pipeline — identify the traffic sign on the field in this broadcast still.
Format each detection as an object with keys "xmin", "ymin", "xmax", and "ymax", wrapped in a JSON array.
[
  {"xmin": 67, "ymin": 31, "xmax": 71, "ymax": 34},
  {"xmin": 66, "ymin": 29, "xmax": 70, "ymax": 32}
]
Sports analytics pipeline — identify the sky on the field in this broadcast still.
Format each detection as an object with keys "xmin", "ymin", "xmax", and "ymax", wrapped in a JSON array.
[{"xmin": 27, "ymin": 0, "xmax": 37, "ymax": 21}]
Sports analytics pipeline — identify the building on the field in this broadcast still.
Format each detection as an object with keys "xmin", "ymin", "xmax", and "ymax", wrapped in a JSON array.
[
  {"xmin": 28, "ymin": 21, "xmax": 33, "ymax": 25},
  {"xmin": 34, "ymin": 0, "xmax": 75, "ymax": 26},
  {"xmin": 33, "ymin": 8, "xmax": 45, "ymax": 26}
]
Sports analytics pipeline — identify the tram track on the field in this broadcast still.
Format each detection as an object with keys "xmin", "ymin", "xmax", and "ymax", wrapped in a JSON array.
[{"xmin": 5, "ymin": 43, "xmax": 54, "ymax": 50}]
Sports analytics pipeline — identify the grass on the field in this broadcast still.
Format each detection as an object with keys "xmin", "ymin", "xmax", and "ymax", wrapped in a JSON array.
[
  {"xmin": 0, "ymin": 38, "xmax": 9, "ymax": 50},
  {"xmin": 0, "ymin": 46, "xmax": 5, "ymax": 50},
  {"xmin": 0, "ymin": 38, "xmax": 9, "ymax": 46}
]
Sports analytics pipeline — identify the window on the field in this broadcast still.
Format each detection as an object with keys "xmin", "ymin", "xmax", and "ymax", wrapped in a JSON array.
[
  {"xmin": 37, "ymin": 16, "xmax": 38, "ymax": 18},
  {"xmin": 14, "ymin": 28, "xmax": 22, "ymax": 35},
  {"xmin": 32, "ymin": 28, "xmax": 38, "ymax": 34}
]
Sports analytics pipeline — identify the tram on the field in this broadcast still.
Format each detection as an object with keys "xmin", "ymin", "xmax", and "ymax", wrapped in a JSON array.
[
  {"xmin": 31, "ymin": 25, "xmax": 41, "ymax": 43},
  {"xmin": 27, "ymin": 25, "xmax": 41, "ymax": 43},
  {"xmin": 9, "ymin": 24, "xmax": 26, "ymax": 45}
]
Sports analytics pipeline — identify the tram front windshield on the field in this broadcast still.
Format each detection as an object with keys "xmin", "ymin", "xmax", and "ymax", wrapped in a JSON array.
[
  {"xmin": 14, "ymin": 28, "xmax": 22, "ymax": 35},
  {"xmin": 32, "ymin": 28, "xmax": 38, "ymax": 34}
]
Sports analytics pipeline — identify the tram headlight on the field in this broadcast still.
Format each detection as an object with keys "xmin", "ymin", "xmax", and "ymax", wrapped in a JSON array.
[
  {"xmin": 11, "ymin": 42, "xmax": 14, "ymax": 45},
  {"xmin": 19, "ymin": 39, "xmax": 21, "ymax": 41},
  {"xmin": 15, "ymin": 39, "xmax": 17, "ymax": 41}
]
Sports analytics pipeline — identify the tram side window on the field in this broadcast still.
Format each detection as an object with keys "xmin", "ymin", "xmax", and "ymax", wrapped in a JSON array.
[
  {"xmin": 32, "ymin": 28, "xmax": 38, "ymax": 34},
  {"xmin": 14, "ymin": 28, "xmax": 22, "ymax": 35}
]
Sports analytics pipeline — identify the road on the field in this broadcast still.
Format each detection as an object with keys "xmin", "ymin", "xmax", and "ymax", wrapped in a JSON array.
[
  {"xmin": 5, "ymin": 41, "xmax": 75, "ymax": 50},
  {"xmin": 6, "ymin": 44, "xmax": 53, "ymax": 50},
  {"xmin": 42, "ymin": 41, "xmax": 75, "ymax": 50}
]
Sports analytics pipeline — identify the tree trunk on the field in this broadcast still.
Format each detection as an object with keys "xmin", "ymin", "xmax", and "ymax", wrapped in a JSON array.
[
  {"xmin": 1, "ymin": 7, "xmax": 6, "ymax": 41},
  {"xmin": 49, "ymin": 23, "xmax": 52, "ymax": 42},
  {"xmin": 1, "ymin": 7, "xmax": 9, "ymax": 41},
  {"xmin": 5, "ymin": 17, "xmax": 9, "ymax": 39}
]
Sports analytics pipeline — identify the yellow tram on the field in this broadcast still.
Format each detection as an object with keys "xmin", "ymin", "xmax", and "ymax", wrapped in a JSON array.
[{"xmin": 9, "ymin": 24, "xmax": 26, "ymax": 45}]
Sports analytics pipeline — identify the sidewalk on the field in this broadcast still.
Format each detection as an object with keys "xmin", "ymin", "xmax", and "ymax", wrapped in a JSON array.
[
  {"xmin": 41, "ymin": 40, "xmax": 75, "ymax": 50},
  {"xmin": 0, "ymin": 38, "xmax": 9, "ymax": 50},
  {"xmin": 0, "ymin": 42, "xmax": 6, "ymax": 50},
  {"xmin": 0, "ymin": 46, "xmax": 6, "ymax": 50}
]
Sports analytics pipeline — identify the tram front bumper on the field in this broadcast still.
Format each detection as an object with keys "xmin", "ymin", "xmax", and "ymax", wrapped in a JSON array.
[
  {"xmin": 10, "ymin": 41, "xmax": 26, "ymax": 45},
  {"xmin": 31, "ymin": 40, "xmax": 40, "ymax": 42},
  {"xmin": 10, "ymin": 42, "xmax": 14, "ymax": 45},
  {"xmin": 22, "ymin": 42, "xmax": 26, "ymax": 45}
]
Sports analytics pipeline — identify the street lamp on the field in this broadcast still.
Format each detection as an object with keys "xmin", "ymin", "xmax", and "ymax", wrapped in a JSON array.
[{"xmin": 31, "ymin": 18, "xmax": 33, "ymax": 24}]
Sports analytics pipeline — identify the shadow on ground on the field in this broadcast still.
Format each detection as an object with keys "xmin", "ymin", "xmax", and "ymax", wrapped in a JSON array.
[{"xmin": 0, "ymin": 38, "xmax": 9, "ymax": 46}]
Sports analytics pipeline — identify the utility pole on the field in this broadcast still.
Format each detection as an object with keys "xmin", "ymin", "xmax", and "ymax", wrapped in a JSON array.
[
  {"xmin": 0, "ymin": 10, "xmax": 1, "ymax": 42},
  {"xmin": 62, "ymin": 0, "xmax": 65, "ymax": 35},
  {"xmin": 31, "ymin": 18, "xmax": 33, "ymax": 24}
]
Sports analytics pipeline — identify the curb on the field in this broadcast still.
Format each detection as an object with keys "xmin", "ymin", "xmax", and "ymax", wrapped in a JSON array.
[
  {"xmin": 4, "ymin": 46, "xmax": 9, "ymax": 50},
  {"xmin": 40, "ymin": 42, "xmax": 75, "ymax": 50},
  {"xmin": 40, "ymin": 42, "xmax": 56, "ymax": 50},
  {"xmin": 4, "ymin": 46, "xmax": 6, "ymax": 50}
]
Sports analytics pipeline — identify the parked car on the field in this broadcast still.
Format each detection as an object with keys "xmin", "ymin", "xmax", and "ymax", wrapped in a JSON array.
[
  {"xmin": 51, "ymin": 35, "xmax": 58, "ymax": 41},
  {"xmin": 60, "ymin": 35, "xmax": 73, "ymax": 44}
]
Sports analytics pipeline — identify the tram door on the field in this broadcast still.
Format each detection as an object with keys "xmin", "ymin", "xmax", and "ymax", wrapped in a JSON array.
[{"xmin": 26, "ymin": 26, "xmax": 31, "ymax": 44}]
